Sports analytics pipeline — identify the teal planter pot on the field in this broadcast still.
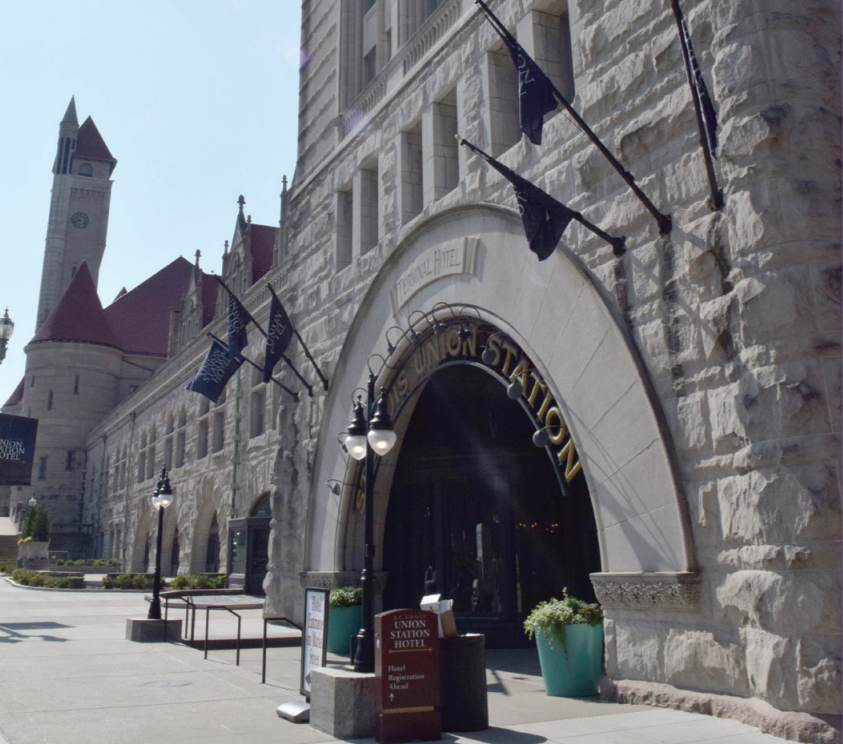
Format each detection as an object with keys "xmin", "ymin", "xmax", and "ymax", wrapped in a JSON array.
[
  {"xmin": 326, "ymin": 605, "xmax": 362, "ymax": 655},
  {"xmin": 535, "ymin": 624, "xmax": 603, "ymax": 697}
]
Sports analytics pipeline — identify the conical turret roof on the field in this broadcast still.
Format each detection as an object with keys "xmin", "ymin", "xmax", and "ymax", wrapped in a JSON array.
[
  {"xmin": 75, "ymin": 116, "xmax": 116, "ymax": 170},
  {"xmin": 31, "ymin": 262, "xmax": 121, "ymax": 349},
  {"xmin": 61, "ymin": 96, "xmax": 78, "ymax": 126}
]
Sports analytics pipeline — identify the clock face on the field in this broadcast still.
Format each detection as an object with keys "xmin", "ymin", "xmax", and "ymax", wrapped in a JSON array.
[{"xmin": 71, "ymin": 212, "xmax": 89, "ymax": 229}]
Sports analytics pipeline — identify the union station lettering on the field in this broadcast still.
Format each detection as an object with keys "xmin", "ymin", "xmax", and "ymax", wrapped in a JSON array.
[{"xmin": 384, "ymin": 322, "xmax": 582, "ymax": 490}]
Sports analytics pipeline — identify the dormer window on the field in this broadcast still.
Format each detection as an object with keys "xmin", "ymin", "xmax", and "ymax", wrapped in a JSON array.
[{"xmin": 78, "ymin": 163, "xmax": 93, "ymax": 177}]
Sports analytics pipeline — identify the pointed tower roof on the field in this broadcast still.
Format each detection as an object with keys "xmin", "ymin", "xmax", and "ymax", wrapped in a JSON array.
[
  {"xmin": 75, "ymin": 116, "xmax": 117, "ymax": 173},
  {"xmin": 3, "ymin": 377, "xmax": 24, "ymax": 408},
  {"xmin": 62, "ymin": 96, "xmax": 78, "ymax": 126},
  {"xmin": 31, "ymin": 262, "xmax": 121, "ymax": 349},
  {"xmin": 249, "ymin": 223, "xmax": 277, "ymax": 284},
  {"xmin": 104, "ymin": 257, "xmax": 194, "ymax": 356}
]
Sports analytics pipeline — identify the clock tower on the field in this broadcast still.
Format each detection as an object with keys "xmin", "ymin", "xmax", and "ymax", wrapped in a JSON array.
[{"xmin": 36, "ymin": 97, "xmax": 117, "ymax": 329}]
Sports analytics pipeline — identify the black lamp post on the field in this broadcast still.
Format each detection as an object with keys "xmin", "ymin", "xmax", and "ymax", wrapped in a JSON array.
[
  {"xmin": 0, "ymin": 308, "xmax": 14, "ymax": 364},
  {"xmin": 147, "ymin": 468, "xmax": 172, "ymax": 621},
  {"xmin": 344, "ymin": 371, "xmax": 396, "ymax": 673}
]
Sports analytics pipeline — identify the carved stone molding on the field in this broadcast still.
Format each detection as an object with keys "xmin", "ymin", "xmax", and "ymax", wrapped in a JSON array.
[
  {"xmin": 299, "ymin": 571, "xmax": 388, "ymax": 594},
  {"xmin": 590, "ymin": 572, "xmax": 701, "ymax": 612}
]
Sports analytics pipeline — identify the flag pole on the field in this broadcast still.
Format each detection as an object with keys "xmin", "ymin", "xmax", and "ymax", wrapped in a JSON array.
[
  {"xmin": 214, "ymin": 275, "xmax": 314, "ymax": 397},
  {"xmin": 475, "ymin": 0, "xmax": 672, "ymax": 235},
  {"xmin": 671, "ymin": 0, "xmax": 723, "ymax": 210},
  {"xmin": 266, "ymin": 283, "xmax": 329, "ymax": 391},
  {"xmin": 208, "ymin": 333, "xmax": 299, "ymax": 401},
  {"xmin": 457, "ymin": 136, "xmax": 626, "ymax": 255}
]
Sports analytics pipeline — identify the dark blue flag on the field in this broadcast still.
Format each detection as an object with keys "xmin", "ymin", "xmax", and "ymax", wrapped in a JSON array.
[
  {"xmin": 227, "ymin": 291, "xmax": 250, "ymax": 357},
  {"xmin": 186, "ymin": 337, "xmax": 243, "ymax": 403},
  {"xmin": 460, "ymin": 137, "xmax": 574, "ymax": 260},
  {"xmin": 477, "ymin": 0, "xmax": 558, "ymax": 145},
  {"xmin": 678, "ymin": 8, "xmax": 718, "ymax": 157},
  {"xmin": 263, "ymin": 293, "xmax": 294, "ymax": 383}
]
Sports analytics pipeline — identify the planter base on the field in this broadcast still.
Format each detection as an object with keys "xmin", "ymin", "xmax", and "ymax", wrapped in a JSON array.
[
  {"xmin": 126, "ymin": 618, "xmax": 182, "ymax": 643},
  {"xmin": 536, "ymin": 624, "xmax": 603, "ymax": 697}
]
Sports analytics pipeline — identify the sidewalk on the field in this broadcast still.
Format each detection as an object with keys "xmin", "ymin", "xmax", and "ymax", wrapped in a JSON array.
[{"xmin": 0, "ymin": 578, "xmax": 790, "ymax": 744}]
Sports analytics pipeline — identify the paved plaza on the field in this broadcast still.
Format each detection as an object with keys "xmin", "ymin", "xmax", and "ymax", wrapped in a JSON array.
[{"xmin": 0, "ymin": 579, "xmax": 790, "ymax": 744}]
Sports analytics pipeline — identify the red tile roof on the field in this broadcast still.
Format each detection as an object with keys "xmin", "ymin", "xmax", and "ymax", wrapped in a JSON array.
[
  {"xmin": 201, "ymin": 273, "xmax": 219, "ymax": 328},
  {"xmin": 104, "ymin": 257, "xmax": 194, "ymax": 357},
  {"xmin": 249, "ymin": 224, "xmax": 276, "ymax": 284},
  {"xmin": 3, "ymin": 377, "xmax": 24, "ymax": 408},
  {"xmin": 75, "ymin": 116, "xmax": 116, "ymax": 164},
  {"xmin": 31, "ymin": 262, "xmax": 121, "ymax": 349}
]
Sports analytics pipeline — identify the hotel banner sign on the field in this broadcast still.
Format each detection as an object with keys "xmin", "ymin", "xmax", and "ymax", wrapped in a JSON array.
[{"xmin": 0, "ymin": 414, "xmax": 38, "ymax": 486}]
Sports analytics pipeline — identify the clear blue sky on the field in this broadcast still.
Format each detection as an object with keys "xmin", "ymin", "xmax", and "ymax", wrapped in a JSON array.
[{"xmin": 0, "ymin": 1, "xmax": 302, "ymax": 400}]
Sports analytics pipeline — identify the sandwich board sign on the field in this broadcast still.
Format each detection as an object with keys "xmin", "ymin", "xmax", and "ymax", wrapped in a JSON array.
[{"xmin": 300, "ymin": 586, "xmax": 328, "ymax": 698}]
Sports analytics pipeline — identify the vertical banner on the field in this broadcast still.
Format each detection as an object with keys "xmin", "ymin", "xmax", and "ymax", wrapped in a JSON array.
[
  {"xmin": 0, "ymin": 414, "xmax": 38, "ymax": 486},
  {"xmin": 300, "ymin": 586, "xmax": 328, "ymax": 698}
]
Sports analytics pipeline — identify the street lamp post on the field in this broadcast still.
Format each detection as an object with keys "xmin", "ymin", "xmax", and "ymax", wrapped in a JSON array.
[
  {"xmin": 147, "ymin": 468, "xmax": 172, "ymax": 621},
  {"xmin": 344, "ymin": 371, "xmax": 397, "ymax": 673},
  {"xmin": 0, "ymin": 308, "xmax": 14, "ymax": 364}
]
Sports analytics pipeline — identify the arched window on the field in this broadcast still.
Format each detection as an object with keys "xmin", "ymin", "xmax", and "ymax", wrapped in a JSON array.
[
  {"xmin": 250, "ymin": 493, "xmax": 272, "ymax": 518},
  {"xmin": 78, "ymin": 163, "xmax": 93, "ymax": 177},
  {"xmin": 205, "ymin": 514, "xmax": 220, "ymax": 573}
]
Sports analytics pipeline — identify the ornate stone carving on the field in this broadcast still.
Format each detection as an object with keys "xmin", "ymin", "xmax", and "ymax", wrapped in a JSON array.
[
  {"xmin": 590, "ymin": 572, "xmax": 701, "ymax": 612},
  {"xmin": 299, "ymin": 571, "xmax": 388, "ymax": 594}
]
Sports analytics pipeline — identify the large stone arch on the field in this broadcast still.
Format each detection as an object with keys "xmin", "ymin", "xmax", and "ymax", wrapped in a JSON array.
[
  {"xmin": 129, "ymin": 510, "xmax": 151, "ymax": 573},
  {"xmin": 190, "ymin": 493, "xmax": 222, "ymax": 575},
  {"xmin": 308, "ymin": 206, "xmax": 695, "ymax": 584}
]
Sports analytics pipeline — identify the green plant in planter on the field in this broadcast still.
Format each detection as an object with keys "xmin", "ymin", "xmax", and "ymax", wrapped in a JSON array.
[
  {"xmin": 329, "ymin": 586, "xmax": 362, "ymax": 608},
  {"xmin": 524, "ymin": 588, "xmax": 603, "ymax": 657},
  {"xmin": 21, "ymin": 504, "xmax": 50, "ymax": 542}
]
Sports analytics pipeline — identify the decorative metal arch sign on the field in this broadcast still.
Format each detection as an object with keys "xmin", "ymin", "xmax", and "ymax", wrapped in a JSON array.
[{"xmin": 379, "ymin": 320, "xmax": 582, "ymax": 497}]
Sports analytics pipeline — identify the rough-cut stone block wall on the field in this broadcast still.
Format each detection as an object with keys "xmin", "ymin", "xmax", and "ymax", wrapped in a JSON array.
[
  {"xmin": 85, "ymin": 0, "xmax": 840, "ymax": 736},
  {"xmin": 274, "ymin": 0, "xmax": 841, "ymax": 728}
]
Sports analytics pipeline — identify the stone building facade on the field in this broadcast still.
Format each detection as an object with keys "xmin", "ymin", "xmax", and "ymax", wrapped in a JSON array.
[{"xmin": 3, "ymin": 1, "xmax": 840, "ymax": 741}]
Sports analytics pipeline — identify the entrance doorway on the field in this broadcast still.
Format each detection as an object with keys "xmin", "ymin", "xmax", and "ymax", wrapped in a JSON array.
[
  {"xmin": 383, "ymin": 365, "xmax": 600, "ymax": 647},
  {"xmin": 227, "ymin": 494, "xmax": 271, "ymax": 596}
]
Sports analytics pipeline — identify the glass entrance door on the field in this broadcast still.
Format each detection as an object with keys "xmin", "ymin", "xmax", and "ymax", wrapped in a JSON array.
[{"xmin": 382, "ymin": 365, "xmax": 600, "ymax": 647}]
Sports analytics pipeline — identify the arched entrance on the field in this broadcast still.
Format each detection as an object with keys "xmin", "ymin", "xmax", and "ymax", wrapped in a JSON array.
[{"xmin": 382, "ymin": 363, "xmax": 600, "ymax": 646}]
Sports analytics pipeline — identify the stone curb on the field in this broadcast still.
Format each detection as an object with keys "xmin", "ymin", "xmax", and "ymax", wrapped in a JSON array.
[{"xmin": 601, "ymin": 678, "xmax": 842, "ymax": 744}]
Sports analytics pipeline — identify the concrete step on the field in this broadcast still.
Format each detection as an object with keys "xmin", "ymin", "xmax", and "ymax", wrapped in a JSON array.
[{"xmin": 0, "ymin": 534, "xmax": 20, "ymax": 561}]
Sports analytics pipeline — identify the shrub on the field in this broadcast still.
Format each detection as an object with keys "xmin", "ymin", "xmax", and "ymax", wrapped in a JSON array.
[
  {"xmin": 116, "ymin": 574, "xmax": 135, "ymax": 590},
  {"xmin": 213, "ymin": 574, "xmax": 227, "ymax": 589},
  {"xmin": 107, "ymin": 558, "xmax": 121, "ymax": 567},
  {"xmin": 50, "ymin": 577, "xmax": 69, "ymax": 589},
  {"xmin": 56, "ymin": 559, "xmax": 65, "ymax": 566},
  {"xmin": 29, "ymin": 573, "xmax": 47, "ymax": 587},
  {"xmin": 0, "ymin": 560, "xmax": 16, "ymax": 574},
  {"xmin": 523, "ymin": 588, "xmax": 603, "ymax": 657},
  {"xmin": 329, "ymin": 586, "xmax": 362, "ymax": 608},
  {"xmin": 73, "ymin": 559, "xmax": 85, "ymax": 567},
  {"xmin": 102, "ymin": 575, "xmax": 116, "ymax": 589},
  {"xmin": 22, "ymin": 504, "xmax": 50, "ymax": 542},
  {"xmin": 12, "ymin": 569, "xmax": 36, "ymax": 585},
  {"xmin": 170, "ymin": 574, "xmax": 194, "ymax": 589},
  {"xmin": 194, "ymin": 574, "xmax": 215, "ymax": 590},
  {"xmin": 132, "ymin": 574, "xmax": 148, "ymax": 590}
]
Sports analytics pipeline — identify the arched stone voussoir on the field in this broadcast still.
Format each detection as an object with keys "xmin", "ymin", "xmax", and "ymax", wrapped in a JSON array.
[{"xmin": 308, "ymin": 205, "xmax": 696, "ymax": 578}]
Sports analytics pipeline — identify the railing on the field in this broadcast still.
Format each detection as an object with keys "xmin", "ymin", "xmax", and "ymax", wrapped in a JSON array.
[
  {"xmin": 401, "ymin": 0, "xmax": 462, "ymax": 76},
  {"xmin": 340, "ymin": 0, "xmax": 463, "ymax": 139},
  {"xmin": 341, "ymin": 77, "xmax": 388, "ymax": 136}
]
